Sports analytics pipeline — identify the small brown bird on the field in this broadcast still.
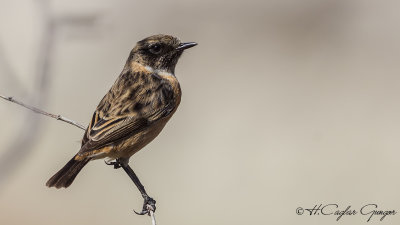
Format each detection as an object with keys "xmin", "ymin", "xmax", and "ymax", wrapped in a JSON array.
[{"xmin": 46, "ymin": 34, "xmax": 196, "ymax": 215}]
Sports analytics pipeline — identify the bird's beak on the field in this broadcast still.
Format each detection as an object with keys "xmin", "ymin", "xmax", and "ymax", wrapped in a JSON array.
[{"xmin": 176, "ymin": 42, "xmax": 197, "ymax": 51}]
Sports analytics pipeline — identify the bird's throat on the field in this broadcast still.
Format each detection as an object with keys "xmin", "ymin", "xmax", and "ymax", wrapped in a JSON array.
[{"xmin": 130, "ymin": 61, "xmax": 175, "ymax": 77}]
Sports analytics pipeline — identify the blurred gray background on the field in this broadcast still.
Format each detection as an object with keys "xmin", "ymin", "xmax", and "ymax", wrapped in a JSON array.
[{"xmin": 1, "ymin": 0, "xmax": 400, "ymax": 224}]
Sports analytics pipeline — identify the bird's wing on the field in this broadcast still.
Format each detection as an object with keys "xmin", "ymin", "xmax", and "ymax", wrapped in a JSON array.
[
  {"xmin": 77, "ymin": 115, "xmax": 148, "ymax": 157},
  {"xmin": 77, "ymin": 96, "xmax": 176, "ymax": 158}
]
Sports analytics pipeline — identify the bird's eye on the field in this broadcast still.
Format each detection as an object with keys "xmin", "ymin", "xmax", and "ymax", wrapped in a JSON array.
[{"xmin": 149, "ymin": 44, "xmax": 162, "ymax": 54}]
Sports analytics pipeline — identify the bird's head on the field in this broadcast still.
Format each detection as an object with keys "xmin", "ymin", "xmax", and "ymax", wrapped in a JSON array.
[{"xmin": 128, "ymin": 34, "xmax": 197, "ymax": 74}]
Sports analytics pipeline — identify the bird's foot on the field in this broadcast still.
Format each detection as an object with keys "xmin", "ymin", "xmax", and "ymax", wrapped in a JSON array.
[
  {"xmin": 104, "ymin": 159, "xmax": 122, "ymax": 169},
  {"xmin": 134, "ymin": 196, "xmax": 156, "ymax": 216}
]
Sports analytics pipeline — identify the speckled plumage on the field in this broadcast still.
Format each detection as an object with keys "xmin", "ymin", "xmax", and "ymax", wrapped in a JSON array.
[{"xmin": 46, "ymin": 34, "xmax": 196, "ymax": 188}]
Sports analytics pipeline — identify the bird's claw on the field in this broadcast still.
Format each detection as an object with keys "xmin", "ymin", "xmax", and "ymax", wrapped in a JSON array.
[
  {"xmin": 104, "ymin": 160, "xmax": 122, "ymax": 169},
  {"xmin": 134, "ymin": 196, "xmax": 156, "ymax": 216}
]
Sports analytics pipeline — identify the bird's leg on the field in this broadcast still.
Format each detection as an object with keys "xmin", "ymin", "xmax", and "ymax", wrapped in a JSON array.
[
  {"xmin": 105, "ymin": 158, "xmax": 156, "ymax": 215},
  {"xmin": 121, "ymin": 162, "xmax": 156, "ymax": 215},
  {"xmin": 105, "ymin": 159, "xmax": 122, "ymax": 169}
]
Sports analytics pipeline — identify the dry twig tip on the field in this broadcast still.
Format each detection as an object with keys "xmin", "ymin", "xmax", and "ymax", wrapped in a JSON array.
[{"xmin": 0, "ymin": 94, "xmax": 86, "ymax": 130}]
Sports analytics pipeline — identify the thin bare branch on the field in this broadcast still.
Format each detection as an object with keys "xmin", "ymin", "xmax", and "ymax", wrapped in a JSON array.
[
  {"xmin": 150, "ymin": 210, "xmax": 157, "ymax": 225},
  {"xmin": 0, "ymin": 94, "xmax": 85, "ymax": 130}
]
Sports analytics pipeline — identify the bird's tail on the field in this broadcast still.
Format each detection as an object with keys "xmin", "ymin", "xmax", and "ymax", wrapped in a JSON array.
[{"xmin": 46, "ymin": 155, "xmax": 90, "ymax": 188}]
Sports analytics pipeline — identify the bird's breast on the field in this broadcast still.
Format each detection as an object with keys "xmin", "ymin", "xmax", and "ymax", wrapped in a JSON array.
[{"xmin": 158, "ymin": 73, "xmax": 181, "ymax": 108}]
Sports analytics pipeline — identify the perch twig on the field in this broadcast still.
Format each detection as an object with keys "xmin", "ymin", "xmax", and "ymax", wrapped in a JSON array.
[{"xmin": 0, "ymin": 94, "xmax": 85, "ymax": 130}]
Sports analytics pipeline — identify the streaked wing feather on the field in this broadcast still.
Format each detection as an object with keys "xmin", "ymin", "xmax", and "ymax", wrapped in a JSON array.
[
  {"xmin": 81, "ymin": 111, "xmax": 100, "ymax": 146},
  {"xmin": 78, "ymin": 75, "xmax": 177, "ymax": 158},
  {"xmin": 78, "ymin": 116, "xmax": 149, "ymax": 156}
]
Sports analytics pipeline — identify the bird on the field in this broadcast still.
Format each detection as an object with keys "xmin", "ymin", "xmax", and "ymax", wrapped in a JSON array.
[{"xmin": 46, "ymin": 34, "xmax": 197, "ymax": 215}]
